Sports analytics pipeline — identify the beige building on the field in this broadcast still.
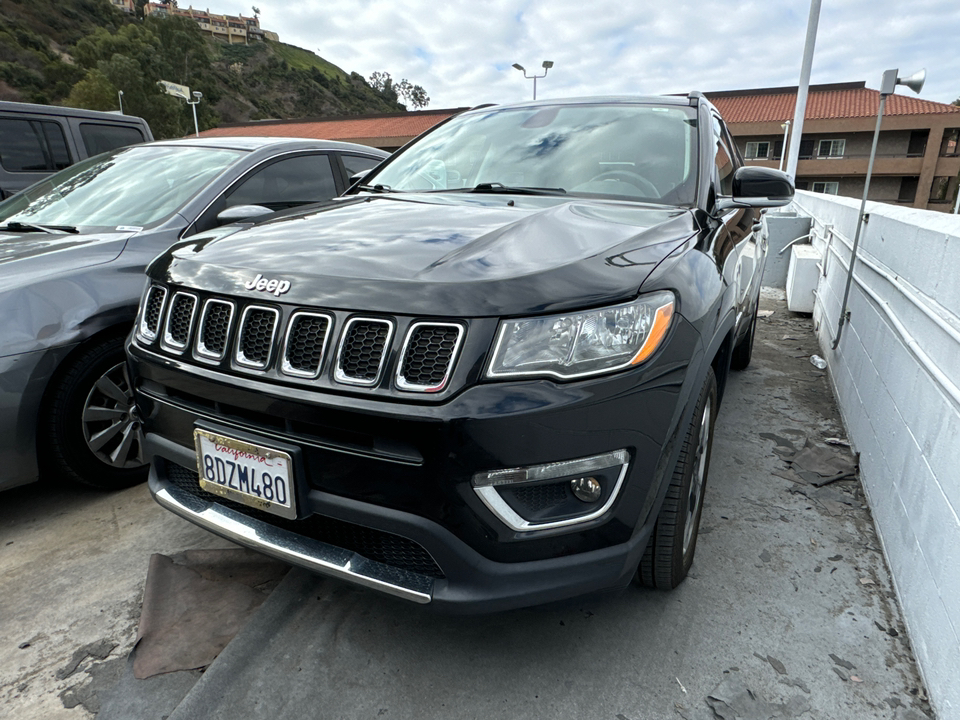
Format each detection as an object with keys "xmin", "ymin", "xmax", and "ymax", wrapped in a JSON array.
[
  {"xmin": 707, "ymin": 82, "xmax": 960, "ymax": 212},
  {"xmin": 144, "ymin": 3, "xmax": 276, "ymax": 44},
  {"xmin": 109, "ymin": 0, "xmax": 136, "ymax": 13}
]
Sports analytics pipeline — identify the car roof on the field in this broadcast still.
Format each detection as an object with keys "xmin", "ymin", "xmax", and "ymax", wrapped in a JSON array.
[
  {"xmin": 463, "ymin": 95, "xmax": 698, "ymax": 115},
  {"xmin": 150, "ymin": 136, "xmax": 390, "ymax": 155},
  {"xmin": 0, "ymin": 100, "xmax": 148, "ymax": 124}
]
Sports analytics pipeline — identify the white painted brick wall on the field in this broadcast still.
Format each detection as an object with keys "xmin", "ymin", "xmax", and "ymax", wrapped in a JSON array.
[{"xmin": 792, "ymin": 190, "xmax": 960, "ymax": 719}]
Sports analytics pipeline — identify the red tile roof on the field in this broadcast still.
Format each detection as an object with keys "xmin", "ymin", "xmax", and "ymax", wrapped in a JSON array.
[
  {"xmin": 707, "ymin": 82, "xmax": 959, "ymax": 124},
  {"xmin": 197, "ymin": 108, "xmax": 466, "ymax": 142}
]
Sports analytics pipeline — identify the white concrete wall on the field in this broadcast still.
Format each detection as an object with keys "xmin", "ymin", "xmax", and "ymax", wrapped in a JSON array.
[{"xmin": 792, "ymin": 190, "xmax": 960, "ymax": 719}]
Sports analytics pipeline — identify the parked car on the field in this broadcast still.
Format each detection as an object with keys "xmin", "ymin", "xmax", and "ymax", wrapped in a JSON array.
[
  {"xmin": 0, "ymin": 100, "xmax": 154, "ymax": 200},
  {"xmin": 0, "ymin": 137, "xmax": 388, "ymax": 492},
  {"xmin": 127, "ymin": 95, "xmax": 792, "ymax": 611}
]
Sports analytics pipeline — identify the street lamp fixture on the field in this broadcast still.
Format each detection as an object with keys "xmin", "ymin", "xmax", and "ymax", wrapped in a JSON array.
[
  {"xmin": 513, "ymin": 60, "xmax": 554, "ymax": 100},
  {"xmin": 186, "ymin": 91, "xmax": 202, "ymax": 138},
  {"xmin": 117, "ymin": 90, "xmax": 124, "ymax": 115},
  {"xmin": 830, "ymin": 67, "xmax": 925, "ymax": 349}
]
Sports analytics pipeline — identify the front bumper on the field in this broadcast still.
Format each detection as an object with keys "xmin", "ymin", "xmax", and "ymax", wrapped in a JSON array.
[{"xmin": 130, "ymin": 317, "xmax": 704, "ymax": 612}]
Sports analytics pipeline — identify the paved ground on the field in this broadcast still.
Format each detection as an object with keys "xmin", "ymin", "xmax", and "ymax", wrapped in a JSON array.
[{"xmin": 0, "ymin": 290, "xmax": 935, "ymax": 719}]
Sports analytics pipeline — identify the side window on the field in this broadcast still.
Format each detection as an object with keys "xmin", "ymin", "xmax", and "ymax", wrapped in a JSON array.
[
  {"xmin": 226, "ymin": 154, "xmax": 337, "ymax": 211},
  {"xmin": 341, "ymin": 153, "xmax": 383, "ymax": 179},
  {"xmin": 0, "ymin": 118, "xmax": 72, "ymax": 172},
  {"xmin": 712, "ymin": 116, "xmax": 735, "ymax": 197},
  {"xmin": 79, "ymin": 123, "xmax": 145, "ymax": 156}
]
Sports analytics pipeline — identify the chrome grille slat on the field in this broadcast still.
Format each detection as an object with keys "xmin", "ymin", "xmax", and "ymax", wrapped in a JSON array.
[
  {"xmin": 138, "ymin": 285, "xmax": 167, "ymax": 342},
  {"xmin": 235, "ymin": 305, "xmax": 280, "ymax": 370},
  {"xmin": 194, "ymin": 299, "xmax": 235, "ymax": 362},
  {"xmin": 335, "ymin": 317, "xmax": 393, "ymax": 386},
  {"xmin": 281, "ymin": 312, "xmax": 332, "ymax": 378},
  {"xmin": 397, "ymin": 322, "xmax": 464, "ymax": 392},
  {"xmin": 161, "ymin": 292, "xmax": 198, "ymax": 354}
]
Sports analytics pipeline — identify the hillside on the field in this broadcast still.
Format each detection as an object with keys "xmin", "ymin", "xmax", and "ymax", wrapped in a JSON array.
[{"xmin": 0, "ymin": 0, "xmax": 406, "ymax": 137}]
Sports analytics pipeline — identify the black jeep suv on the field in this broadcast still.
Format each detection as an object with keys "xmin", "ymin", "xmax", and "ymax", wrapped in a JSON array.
[{"xmin": 127, "ymin": 95, "xmax": 792, "ymax": 612}]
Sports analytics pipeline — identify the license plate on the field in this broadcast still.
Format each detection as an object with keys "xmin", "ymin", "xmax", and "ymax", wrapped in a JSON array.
[{"xmin": 194, "ymin": 428, "xmax": 296, "ymax": 519}]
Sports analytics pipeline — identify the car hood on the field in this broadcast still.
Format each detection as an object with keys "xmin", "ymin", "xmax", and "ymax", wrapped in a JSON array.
[
  {"xmin": 157, "ymin": 195, "xmax": 697, "ymax": 317},
  {"xmin": 0, "ymin": 229, "xmax": 134, "ymax": 291}
]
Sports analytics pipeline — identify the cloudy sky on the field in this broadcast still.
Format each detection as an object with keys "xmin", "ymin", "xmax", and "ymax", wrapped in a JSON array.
[{"xmin": 229, "ymin": 0, "xmax": 960, "ymax": 108}]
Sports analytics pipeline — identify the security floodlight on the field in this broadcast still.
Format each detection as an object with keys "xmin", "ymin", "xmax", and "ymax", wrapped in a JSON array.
[
  {"xmin": 193, "ymin": 91, "xmax": 203, "ymax": 100},
  {"xmin": 186, "ymin": 90, "xmax": 203, "ymax": 137},
  {"xmin": 512, "ymin": 61, "xmax": 555, "ymax": 100},
  {"xmin": 831, "ymin": 67, "xmax": 927, "ymax": 348}
]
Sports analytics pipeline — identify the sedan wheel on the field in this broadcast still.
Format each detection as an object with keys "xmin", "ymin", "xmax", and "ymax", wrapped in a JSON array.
[
  {"xmin": 81, "ymin": 361, "xmax": 145, "ymax": 469},
  {"xmin": 42, "ymin": 335, "xmax": 149, "ymax": 490}
]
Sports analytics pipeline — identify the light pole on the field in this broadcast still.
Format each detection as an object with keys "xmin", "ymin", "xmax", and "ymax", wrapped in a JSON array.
[
  {"xmin": 117, "ymin": 90, "xmax": 124, "ymax": 115},
  {"xmin": 830, "ymin": 67, "xmax": 925, "ymax": 350},
  {"xmin": 512, "ymin": 61, "xmax": 553, "ymax": 100},
  {"xmin": 186, "ymin": 91, "xmax": 202, "ymax": 137},
  {"xmin": 779, "ymin": 120, "xmax": 790, "ymax": 172}
]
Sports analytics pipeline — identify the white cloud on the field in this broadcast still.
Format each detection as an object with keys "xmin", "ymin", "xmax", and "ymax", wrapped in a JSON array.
[{"xmin": 229, "ymin": 0, "xmax": 960, "ymax": 107}]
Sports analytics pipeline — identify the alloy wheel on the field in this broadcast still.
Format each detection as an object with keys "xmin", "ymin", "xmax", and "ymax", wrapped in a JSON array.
[{"xmin": 80, "ymin": 361, "xmax": 146, "ymax": 469}]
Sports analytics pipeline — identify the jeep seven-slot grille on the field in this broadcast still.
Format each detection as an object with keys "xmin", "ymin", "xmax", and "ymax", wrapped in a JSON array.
[
  {"xmin": 145, "ymin": 287, "xmax": 465, "ymax": 392},
  {"xmin": 283, "ymin": 313, "xmax": 330, "ymax": 377},
  {"xmin": 141, "ymin": 286, "xmax": 167, "ymax": 339},
  {"xmin": 163, "ymin": 460, "xmax": 444, "ymax": 578},
  {"xmin": 197, "ymin": 300, "xmax": 233, "ymax": 359},
  {"xmin": 164, "ymin": 293, "xmax": 197, "ymax": 349},
  {"xmin": 337, "ymin": 319, "xmax": 391, "ymax": 384},
  {"xmin": 398, "ymin": 323, "xmax": 462, "ymax": 391},
  {"xmin": 237, "ymin": 307, "xmax": 278, "ymax": 368}
]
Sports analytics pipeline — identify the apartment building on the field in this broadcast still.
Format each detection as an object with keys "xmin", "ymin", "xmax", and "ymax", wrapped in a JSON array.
[
  {"xmin": 109, "ymin": 0, "xmax": 136, "ymax": 13},
  {"xmin": 143, "ymin": 3, "xmax": 278, "ymax": 44},
  {"xmin": 707, "ymin": 82, "xmax": 960, "ymax": 212}
]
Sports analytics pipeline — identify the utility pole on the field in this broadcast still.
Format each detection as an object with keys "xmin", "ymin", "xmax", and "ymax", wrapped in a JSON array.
[{"xmin": 785, "ymin": 0, "xmax": 822, "ymax": 181}]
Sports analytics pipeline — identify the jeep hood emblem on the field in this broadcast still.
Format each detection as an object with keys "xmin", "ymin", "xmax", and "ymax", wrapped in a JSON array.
[{"xmin": 244, "ymin": 273, "xmax": 291, "ymax": 297}]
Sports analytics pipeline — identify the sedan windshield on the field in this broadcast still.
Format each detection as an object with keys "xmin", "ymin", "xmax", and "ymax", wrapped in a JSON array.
[
  {"xmin": 0, "ymin": 145, "xmax": 245, "ymax": 230},
  {"xmin": 367, "ymin": 103, "xmax": 699, "ymax": 205}
]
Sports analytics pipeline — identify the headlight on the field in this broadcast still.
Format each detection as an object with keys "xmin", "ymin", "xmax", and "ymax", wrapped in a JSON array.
[{"xmin": 486, "ymin": 291, "xmax": 675, "ymax": 380}]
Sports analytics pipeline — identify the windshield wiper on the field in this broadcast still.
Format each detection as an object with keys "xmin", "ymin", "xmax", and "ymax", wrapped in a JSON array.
[
  {"xmin": 0, "ymin": 221, "xmax": 79, "ymax": 234},
  {"xmin": 467, "ymin": 182, "xmax": 566, "ymax": 196},
  {"xmin": 355, "ymin": 183, "xmax": 399, "ymax": 194}
]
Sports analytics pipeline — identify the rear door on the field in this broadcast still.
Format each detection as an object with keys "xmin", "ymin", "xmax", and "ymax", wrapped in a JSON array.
[{"xmin": 0, "ymin": 116, "xmax": 73, "ymax": 198}]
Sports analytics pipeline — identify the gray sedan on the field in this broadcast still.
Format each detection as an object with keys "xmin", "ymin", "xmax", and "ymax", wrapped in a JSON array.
[{"xmin": 0, "ymin": 137, "xmax": 388, "ymax": 491}]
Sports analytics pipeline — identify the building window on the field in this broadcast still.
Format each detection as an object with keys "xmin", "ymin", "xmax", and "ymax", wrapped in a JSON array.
[
  {"xmin": 940, "ymin": 129, "xmax": 960, "ymax": 157},
  {"xmin": 817, "ymin": 139, "xmax": 845, "ymax": 158},
  {"xmin": 812, "ymin": 182, "xmax": 839, "ymax": 195},
  {"xmin": 929, "ymin": 176, "xmax": 957, "ymax": 203},
  {"xmin": 897, "ymin": 177, "xmax": 919, "ymax": 203},
  {"xmin": 772, "ymin": 140, "xmax": 784, "ymax": 160},
  {"xmin": 744, "ymin": 141, "xmax": 770, "ymax": 159},
  {"xmin": 907, "ymin": 130, "xmax": 928, "ymax": 157}
]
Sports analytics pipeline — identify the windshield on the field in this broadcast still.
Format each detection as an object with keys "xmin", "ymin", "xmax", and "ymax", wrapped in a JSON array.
[
  {"xmin": 0, "ymin": 145, "xmax": 245, "ymax": 230},
  {"xmin": 367, "ymin": 103, "xmax": 699, "ymax": 205}
]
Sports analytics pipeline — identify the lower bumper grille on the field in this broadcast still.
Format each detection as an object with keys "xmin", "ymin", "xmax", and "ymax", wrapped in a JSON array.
[{"xmin": 163, "ymin": 460, "xmax": 444, "ymax": 579}]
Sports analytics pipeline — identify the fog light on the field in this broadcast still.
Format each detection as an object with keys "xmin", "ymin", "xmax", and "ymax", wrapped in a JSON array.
[{"xmin": 571, "ymin": 476, "xmax": 602, "ymax": 503}]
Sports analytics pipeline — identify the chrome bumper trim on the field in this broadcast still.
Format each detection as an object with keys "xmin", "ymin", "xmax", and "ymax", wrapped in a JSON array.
[{"xmin": 153, "ymin": 483, "xmax": 433, "ymax": 604}]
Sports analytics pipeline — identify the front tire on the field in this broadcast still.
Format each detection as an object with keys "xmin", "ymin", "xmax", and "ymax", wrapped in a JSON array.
[
  {"xmin": 730, "ymin": 300, "xmax": 759, "ymax": 371},
  {"xmin": 637, "ymin": 367, "xmax": 717, "ymax": 589},
  {"xmin": 41, "ymin": 335, "xmax": 148, "ymax": 490}
]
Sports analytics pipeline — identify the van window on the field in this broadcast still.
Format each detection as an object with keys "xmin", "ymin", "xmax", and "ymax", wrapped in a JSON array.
[
  {"xmin": 79, "ymin": 123, "xmax": 146, "ymax": 156},
  {"xmin": 0, "ymin": 118, "xmax": 72, "ymax": 172}
]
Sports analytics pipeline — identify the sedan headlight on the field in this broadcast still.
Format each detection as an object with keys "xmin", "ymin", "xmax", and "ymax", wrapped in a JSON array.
[{"xmin": 487, "ymin": 291, "xmax": 675, "ymax": 380}]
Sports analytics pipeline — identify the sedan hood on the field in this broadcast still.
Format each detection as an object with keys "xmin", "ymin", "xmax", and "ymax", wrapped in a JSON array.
[
  {"xmin": 158, "ymin": 195, "xmax": 696, "ymax": 317},
  {"xmin": 0, "ymin": 229, "xmax": 133, "ymax": 292}
]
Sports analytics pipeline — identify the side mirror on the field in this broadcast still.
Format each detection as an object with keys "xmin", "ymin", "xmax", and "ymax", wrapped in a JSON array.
[
  {"xmin": 349, "ymin": 169, "xmax": 372, "ymax": 186},
  {"xmin": 717, "ymin": 167, "xmax": 795, "ymax": 210},
  {"xmin": 216, "ymin": 204, "xmax": 273, "ymax": 225}
]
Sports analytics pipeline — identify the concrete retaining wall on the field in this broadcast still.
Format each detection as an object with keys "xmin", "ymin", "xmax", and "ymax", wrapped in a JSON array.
[{"xmin": 790, "ymin": 190, "xmax": 960, "ymax": 719}]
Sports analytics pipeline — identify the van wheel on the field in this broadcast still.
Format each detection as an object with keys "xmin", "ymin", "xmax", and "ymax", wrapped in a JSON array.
[
  {"xmin": 41, "ymin": 335, "xmax": 148, "ymax": 490},
  {"xmin": 636, "ymin": 367, "xmax": 717, "ymax": 589}
]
